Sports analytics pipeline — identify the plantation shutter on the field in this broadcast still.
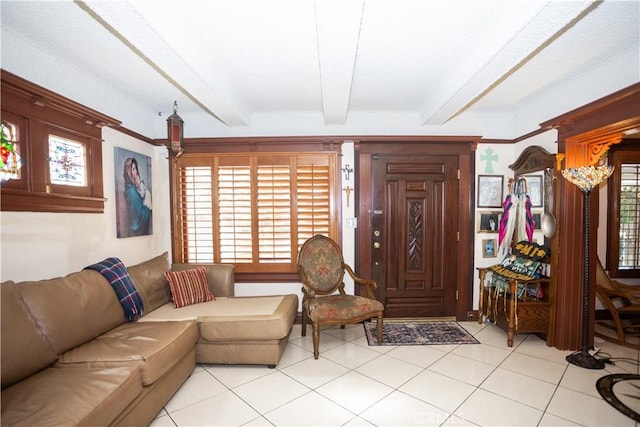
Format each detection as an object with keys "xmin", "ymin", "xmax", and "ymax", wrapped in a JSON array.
[
  {"xmin": 218, "ymin": 157, "xmax": 253, "ymax": 264},
  {"xmin": 257, "ymin": 157, "xmax": 292, "ymax": 264},
  {"xmin": 176, "ymin": 162, "xmax": 214, "ymax": 263},
  {"xmin": 174, "ymin": 152, "xmax": 338, "ymax": 273},
  {"xmin": 296, "ymin": 158, "xmax": 331, "ymax": 248}
]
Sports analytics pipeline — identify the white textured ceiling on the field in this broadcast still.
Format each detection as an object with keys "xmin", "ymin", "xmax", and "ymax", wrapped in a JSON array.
[{"xmin": 1, "ymin": 0, "xmax": 639, "ymax": 140}]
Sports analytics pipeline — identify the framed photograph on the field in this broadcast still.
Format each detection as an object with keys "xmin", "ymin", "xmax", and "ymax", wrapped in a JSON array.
[
  {"xmin": 115, "ymin": 147, "xmax": 153, "ymax": 238},
  {"xmin": 482, "ymin": 238, "xmax": 497, "ymax": 258},
  {"xmin": 477, "ymin": 175, "xmax": 504, "ymax": 208},
  {"xmin": 532, "ymin": 213, "xmax": 542, "ymax": 230},
  {"xmin": 524, "ymin": 175, "xmax": 543, "ymax": 207},
  {"xmin": 478, "ymin": 211, "xmax": 501, "ymax": 233}
]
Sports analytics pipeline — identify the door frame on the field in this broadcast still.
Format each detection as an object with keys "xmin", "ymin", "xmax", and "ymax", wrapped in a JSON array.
[{"xmin": 354, "ymin": 137, "xmax": 479, "ymax": 321}]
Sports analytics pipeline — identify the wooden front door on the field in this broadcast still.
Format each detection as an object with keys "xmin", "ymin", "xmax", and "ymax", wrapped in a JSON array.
[{"xmin": 356, "ymin": 141, "xmax": 474, "ymax": 320}]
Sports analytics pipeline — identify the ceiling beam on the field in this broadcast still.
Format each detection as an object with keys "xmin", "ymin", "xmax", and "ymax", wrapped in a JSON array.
[
  {"xmin": 75, "ymin": 0, "xmax": 250, "ymax": 127},
  {"xmin": 315, "ymin": 1, "xmax": 363, "ymax": 125},
  {"xmin": 420, "ymin": 0, "xmax": 602, "ymax": 126}
]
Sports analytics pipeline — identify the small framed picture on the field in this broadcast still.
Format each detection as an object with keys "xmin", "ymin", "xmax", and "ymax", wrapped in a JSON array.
[
  {"xmin": 478, "ymin": 211, "xmax": 501, "ymax": 233},
  {"xmin": 532, "ymin": 213, "xmax": 542, "ymax": 230},
  {"xmin": 524, "ymin": 175, "xmax": 543, "ymax": 207},
  {"xmin": 482, "ymin": 238, "xmax": 497, "ymax": 258},
  {"xmin": 477, "ymin": 175, "xmax": 504, "ymax": 208}
]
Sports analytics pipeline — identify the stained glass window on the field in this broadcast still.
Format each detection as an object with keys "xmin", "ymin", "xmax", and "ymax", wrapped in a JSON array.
[
  {"xmin": 48, "ymin": 135, "xmax": 86, "ymax": 186},
  {"xmin": 1, "ymin": 121, "xmax": 23, "ymax": 186}
]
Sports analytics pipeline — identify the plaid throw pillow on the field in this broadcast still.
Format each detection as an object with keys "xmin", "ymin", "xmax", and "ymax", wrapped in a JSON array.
[
  {"xmin": 85, "ymin": 257, "xmax": 144, "ymax": 321},
  {"xmin": 164, "ymin": 267, "xmax": 215, "ymax": 308}
]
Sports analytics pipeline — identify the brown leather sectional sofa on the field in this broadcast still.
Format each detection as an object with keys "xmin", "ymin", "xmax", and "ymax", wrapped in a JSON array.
[{"xmin": 1, "ymin": 252, "xmax": 298, "ymax": 426}]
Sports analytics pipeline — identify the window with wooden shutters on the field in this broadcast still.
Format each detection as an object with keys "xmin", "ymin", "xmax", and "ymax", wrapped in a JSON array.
[
  {"xmin": 619, "ymin": 162, "xmax": 640, "ymax": 270},
  {"xmin": 607, "ymin": 143, "xmax": 640, "ymax": 278},
  {"xmin": 173, "ymin": 152, "xmax": 339, "ymax": 275}
]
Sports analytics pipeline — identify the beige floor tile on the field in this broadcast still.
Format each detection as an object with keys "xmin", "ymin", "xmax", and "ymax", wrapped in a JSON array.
[
  {"xmin": 560, "ymin": 363, "xmax": 628, "ymax": 398},
  {"xmin": 148, "ymin": 413, "xmax": 176, "ymax": 427},
  {"xmin": 514, "ymin": 334, "xmax": 571, "ymax": 365},
  {"xmin": 322, "ymin": 323, "xmax": 367, "ymax": 341},
  {"xmin": 546, "ymin": 386, "xmax": 636, "ymax": 426},
  {"xmin": 291, "ymin": 330, "xmax": 350, "ymax": 354},
  {"xmin": 232, "ymin": 370, "xmax": 311, "ymax": 414},
  {"xmin": 280, "ymin": 355, "xmax": 349, "ymax": 388},
  {"xmin": 163, "ymin": 369, "xmax": 227, "ymax": 413},
  {"xmin": 474, "ymin": 323, "xmax": 525, "ymax": 349},
  {"xmin": 480, "ymin": 367, "xmax": 557, "ymax": 410},
  {"xmin": 451, "ymin": 341, "xmax": 512, "ymax": 366},
  {"xmin": 537, "ymin": 412, "xmax": 581, "ymax": 426},
  {"xmin": 264, "ymin": 391, "xmax": 356, "ymax": 426},
  {"xmin": 399, "ymin": 369, "xmax": 476, "ymax": 413},
  {"xmin": 321, "ymin": 341, "xmax": 383, "ymax": 369},
  {"xmin": 169, "ymin": 390, "xmax": 260, "ymax": 427},
  {"xmin": 316, "ymin": 371, "xmax": 394, "ymax": 414},
  {"xmin": 499, "ymin": 350, "xmax": 566, "ymax": 384},
  {"xmin": 158, "ymin": 324, "xmax": 640, "ymax": 426},
  {"xmin": 385, "ymin": 344, "xmax": 449, "ymax": 368},
  {"xmin": 355, "ymin": 354, "xmax": 423, "ymax": 388},
  {"xmin": 428, "ymin": 353, "xmax": 496, "ymax": 387},
  {"xmin": 455, "ymin": 388, "xmax": 543, "ymax": 426},
  {"xmin": 202, "ymin": 364, "xmax": 273, "ymax": 389},
  {"xmin": 277, "ymin": 341, "xmax": 314, "ymax": 368},
  {"xmin": 359, "ymin": 390, "xmax": 451, "ymax": 426}
]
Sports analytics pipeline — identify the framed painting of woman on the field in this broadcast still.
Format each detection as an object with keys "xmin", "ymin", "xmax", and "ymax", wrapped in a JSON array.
[{"xmin": 114, "ymin": 147, "xmax": 153, "ymax": 237}]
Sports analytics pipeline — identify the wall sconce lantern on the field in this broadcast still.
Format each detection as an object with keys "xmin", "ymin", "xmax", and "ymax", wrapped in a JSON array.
[{"xmin": 166, "ymin": 101, "xmax": 184, "ymax": 157}]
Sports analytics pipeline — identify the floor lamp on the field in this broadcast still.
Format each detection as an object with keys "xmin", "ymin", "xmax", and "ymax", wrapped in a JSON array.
[{"xmin": 562, "ymin": 163, "xmax": 613, "ymax": 370}]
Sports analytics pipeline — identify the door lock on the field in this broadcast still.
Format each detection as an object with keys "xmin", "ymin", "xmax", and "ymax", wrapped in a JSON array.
[{"xmin": 373, "ymin": 230, "xmax": 381, "ymax": 237}]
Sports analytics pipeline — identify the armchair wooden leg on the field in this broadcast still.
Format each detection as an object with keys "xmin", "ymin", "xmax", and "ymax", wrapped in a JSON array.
[
  {"xmin": 312, "ymin": 322, "xmax": 320, "ymax": 359},
  {"xmin": 301, "ymin": 310, "xmax": 308, "ymax": 337},
  {"xmin": 376, "ymin": 313, "xmax": 383, "ymax": 345}
]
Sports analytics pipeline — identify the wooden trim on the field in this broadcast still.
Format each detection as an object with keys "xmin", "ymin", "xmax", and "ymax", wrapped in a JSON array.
[
  {"xmin": 1, "ymin": 70, "xmax": 120, "ymax": 129},
  {"xmin": 546, "ymin": 83, "xmax": 640, "ymax": 350},
  {"xmin": 541, "ymin": 82, "xmax": 640, "ymax": 136},
  {"xmin": 0, "ymin": 69, "xmax": 115, "ymax": 213}
]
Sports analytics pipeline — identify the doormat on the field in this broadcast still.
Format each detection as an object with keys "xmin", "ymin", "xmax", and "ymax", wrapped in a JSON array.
[{"xmin": 364, "ymin": 321, "xmax": 480, "ymax": 346}]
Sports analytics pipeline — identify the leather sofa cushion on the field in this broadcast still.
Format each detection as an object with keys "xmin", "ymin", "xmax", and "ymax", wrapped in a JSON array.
[
  {"xmin": 15, "ymin": 270, "xmax": 125, "ymax": 355},
  {"xmin": 141, "ymin": 295, "xmax": 298, "ymax": 341},
  {"xmin": 1, "ymin": 366, "xmax": 142, "ymax": 427},
  {"xmin": 55, "ymin": 320, "xmax": 198, "ymax": 386},
  {"xmin": 1, "ymin": 281, "xmax": 58, "ymax": 389},
  {"xmin": 128, "ymin": 252, "xmax": 172, "ymax": 313}
]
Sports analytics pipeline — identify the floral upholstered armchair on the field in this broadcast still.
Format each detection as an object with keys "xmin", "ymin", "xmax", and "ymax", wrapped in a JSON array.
[{"xmin": 297, "ymin": 235, "xmax": 384, "ymax": 359}]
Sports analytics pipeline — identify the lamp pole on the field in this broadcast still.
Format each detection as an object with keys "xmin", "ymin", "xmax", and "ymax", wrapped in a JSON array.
[{"xmin": 565, "ymin": 189, "xmax": 605, "ymax": 369}]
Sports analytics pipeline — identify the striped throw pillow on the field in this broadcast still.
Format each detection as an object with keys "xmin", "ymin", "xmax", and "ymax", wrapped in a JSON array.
[{"xmin": 164, "ymin": 267, "xmax": 215, "ymax": 308}]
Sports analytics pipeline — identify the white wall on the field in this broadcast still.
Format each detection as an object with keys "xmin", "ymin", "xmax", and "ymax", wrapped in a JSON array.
[
  {"xmin": 472, "ymin": 132, "xmax": 558, "ymax": 309},
  {"xmin": 0, "ymin": 128, "xmax": 171, "ymax": 282}
]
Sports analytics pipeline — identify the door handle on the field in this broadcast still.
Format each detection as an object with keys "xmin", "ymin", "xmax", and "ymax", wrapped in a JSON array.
[{"xmin": 373, "ymin": 241, "xmax": 381, "ymax": 249}]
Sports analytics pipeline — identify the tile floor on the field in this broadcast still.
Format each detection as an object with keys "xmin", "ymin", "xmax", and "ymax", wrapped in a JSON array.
[{"xmin": 150, "ymin": 321, "xmax": 639, "ymax": 426}]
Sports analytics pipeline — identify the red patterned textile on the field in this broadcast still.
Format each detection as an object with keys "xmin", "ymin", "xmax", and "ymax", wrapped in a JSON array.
[
  {"xmin": 164, "ymin": 267, "xmax": 214, "ymax": 308},
  {"xmin": 306, "ymin": 294, "xmax": 384, "ymax": 322}
]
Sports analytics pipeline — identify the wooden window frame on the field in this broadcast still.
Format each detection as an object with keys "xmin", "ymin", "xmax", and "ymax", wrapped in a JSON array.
[
  {"xmin": 170, "ymin": 138, "xmax": 343, "ymax": 282},
  {"xmin": 0, "ymin": 70, "xmax": 119, "ymax": 213},
  {"xmin": 607, "ymin": 140, "xmax": 640, "ymax": 278}
]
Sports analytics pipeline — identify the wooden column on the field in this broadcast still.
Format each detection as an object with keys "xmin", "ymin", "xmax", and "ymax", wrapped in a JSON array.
[{"xmin": 541, "ymin": 83, "xmax": 640, "ymax": 350}]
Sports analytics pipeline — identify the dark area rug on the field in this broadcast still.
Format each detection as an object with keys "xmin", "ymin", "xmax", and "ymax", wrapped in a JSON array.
[
  {"xmin": 596, "ymin": 374, "xmax": 640, "ymax": 422},
  {"xmin": 364, "ymin": 320, "xmax": 480, "ymax": 346}
]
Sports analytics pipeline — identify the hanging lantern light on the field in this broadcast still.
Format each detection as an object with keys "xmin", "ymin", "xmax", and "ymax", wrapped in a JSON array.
[{"xmin": 166, "ymin": 101, "xmax": 184, "ymax": 156}]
